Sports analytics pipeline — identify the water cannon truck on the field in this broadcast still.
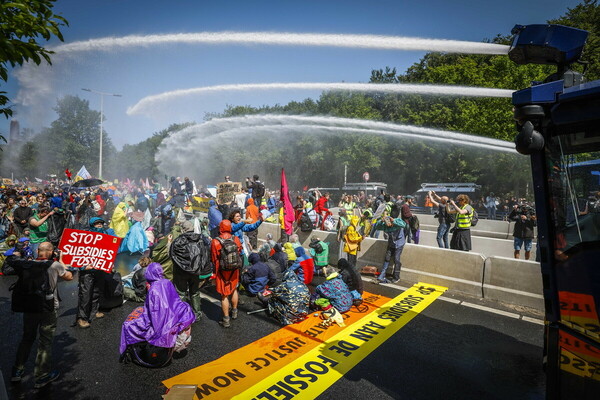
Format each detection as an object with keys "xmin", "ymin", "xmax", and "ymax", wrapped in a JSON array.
[{"xmin": 510, "ymin": 24, "xmax": 600, "ymax": 399}]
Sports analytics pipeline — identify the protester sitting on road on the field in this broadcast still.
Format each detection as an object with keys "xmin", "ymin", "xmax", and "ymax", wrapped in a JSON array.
[
  {"xmin": 122, "ymin": 256, "xmax": 152, "ymax": 302},
  {"xmin": 337, "ymin": 258, "xmax": 364, "ymax": 304},
  {"xmin": 211, "ymin": 220, "xmax": 243, "ymax": 328},
  {"xmin": 119, "ymin": 262, "xmax": 195, "ymax": 367},
  {"xmin": 270, "ymin": 243, "xmax": 288, "ymax": 271},
  {"xmin": 290, "ymin": 246, "xmax": 315, "ymax": 285},
  {"xmin": 315, "ymin": 266, "xmax": 353, "ymax": 313},
  {"xmin": 267, "ymin": 265, "xmax": 311, "ymax": 325},
  {"xmin": 283, "ymin": 242, "xmax": 297, "ymax": 265},
  {"xmin": 241, "ymin": 253, "xmax": 276, "ymax": 300},
  {"xmin": 289, "ymin": 233, "xmax": 301, "ymax": 249},
  {"xmin": 309, "ymin": 236, "xmax": 329, "ymax": 277},
  {"xmin": 258, "ymin": 233, "xmax": 277, "ymax": 261}
]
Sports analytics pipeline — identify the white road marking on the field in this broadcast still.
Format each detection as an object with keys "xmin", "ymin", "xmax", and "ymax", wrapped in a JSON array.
[
  {"xmin": 461, "ymin": 302, "xmax": 520, "ymax": 319},
  {"xmin": 361, "ymin": 275, "xmax": 544, "ymax": 324}
]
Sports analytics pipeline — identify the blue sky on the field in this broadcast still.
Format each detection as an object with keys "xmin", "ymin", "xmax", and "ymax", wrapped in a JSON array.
[{"xmin": 2, "ymin": 0, "xmax": 583, "ymax": 147}]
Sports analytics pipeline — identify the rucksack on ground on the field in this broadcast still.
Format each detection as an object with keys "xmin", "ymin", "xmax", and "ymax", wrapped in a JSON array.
[
  {"xmin": 300, "ymin": 211, "xmax": 314, "ymax": 232},
  {"xmin": 471, "ymin": 208, "xmax": 479, "ymax": 227},
  {"xmin": 9, "ymin": 260, "xmax": 55, "ymax": 313},
  {"xmin": 216, "ymin": 237, "xmax": 243, "ymax": 271}
]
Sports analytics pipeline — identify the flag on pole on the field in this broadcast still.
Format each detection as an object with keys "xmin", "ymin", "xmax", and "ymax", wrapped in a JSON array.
[
  {"xmin": 74, "ymin": 165, "xmax": 92, "ymax": 182},
  {"xmin": 65, "ymin": 169, "xmax": 72, "ymax": 180},
  {"xmin": 280, "ymin": 168, "xmax": 295, "ymax": 235}
]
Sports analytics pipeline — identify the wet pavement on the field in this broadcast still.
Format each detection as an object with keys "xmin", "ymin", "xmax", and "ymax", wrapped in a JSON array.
[{"xmin": 0, "ymin": 254, "xmax": 545, "ymax": 400}]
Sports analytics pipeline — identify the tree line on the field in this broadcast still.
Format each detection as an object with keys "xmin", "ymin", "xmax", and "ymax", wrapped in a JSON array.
[{"xmin": 1, "ymin": 0, "xmax": 597, "ymax": 197}]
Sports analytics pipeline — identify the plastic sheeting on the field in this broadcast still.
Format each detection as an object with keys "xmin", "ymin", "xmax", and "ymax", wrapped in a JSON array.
[{"xmin": 119, "ymin": 222, "xmax": 148, "ymax": 254}]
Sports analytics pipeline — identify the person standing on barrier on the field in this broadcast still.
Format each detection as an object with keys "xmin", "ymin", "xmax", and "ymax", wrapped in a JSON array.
[
  {"xmin": 447, "ymin": 194, "xmax": 474, "ymax": 252},
  {"xmin": 428, "ymin": 191, "xmax": 453, "ymax": 249},
  {"xmin": 371, "ymin": 216, "xmax": 407, "ymax": 284}
]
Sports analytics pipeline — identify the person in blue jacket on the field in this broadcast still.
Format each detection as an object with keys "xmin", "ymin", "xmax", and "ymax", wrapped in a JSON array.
[
  {"xmin": 229, "ymin": 210, "xmax": 262, "ymax": 262},
  {"xmin": 371, "ymin": 216, "xmax": 407, "ymax": 284},
  {"xmin": 241, "ymin": 252, "xmax": 276, "ymax": 297},
  {"xmin": 208, "ymin": 200, "xmax": 222, "ymax": 238}
]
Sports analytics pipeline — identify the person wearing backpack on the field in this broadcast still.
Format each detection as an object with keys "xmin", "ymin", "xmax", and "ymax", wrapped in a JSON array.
[
  {"xmin": 211, "ymin": 219, "xmax": 243, "ymax": 328},
  {"xmin": 171, "ymin": 221, "xmax": 211, "ymax": 321},
  {"xmin": 428, "ymin": 191, "xmax": 453, "ymax": 249},
  {"xmin": 10, "ymin": 241, "xmax": 74, "ymax": 388},
  {"xmin": 309, "ymin": 236, "xmax": 329, "ymax": 277},
  {"xmin": 246, "ymin": 175, "xmax": 265, "ymax": 211},
  {"xmin": 447, "ymin": 194, "xmax": 474, "ymax": 252}
]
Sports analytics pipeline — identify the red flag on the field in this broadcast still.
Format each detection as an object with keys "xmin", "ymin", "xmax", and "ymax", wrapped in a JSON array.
[
  {"xmin": 280, "ymin": 169, "xmax": 295, "ymax": 235},
  {"xmin": 65, "ymin": 169, "xmax": 72, "ymax": 179},
  {"xmin": 302, "ymin": 185, "xmax": 308, "ymax": 191}
]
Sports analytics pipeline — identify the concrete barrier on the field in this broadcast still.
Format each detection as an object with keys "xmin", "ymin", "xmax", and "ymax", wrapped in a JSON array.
[
  {"xmin": 416, "ymin": 230, "xmax": 537, "ymax": 259},
  {"xmin": 483, "ymin": 256, "xmax": 544, "ymax": 310},
  {"xmin": 256, "ymin": 222, "xmax": 543, "ymax": 311}
]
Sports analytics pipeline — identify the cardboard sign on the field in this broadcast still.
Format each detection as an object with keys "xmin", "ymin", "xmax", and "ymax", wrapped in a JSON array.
[
  {"xmin": 217, "ymin": 182, "xmax": 242, "ymax": 204},
  {"xmin": 58, "ymin": 228, "xmax": 122, "ymax": 273},
  {"xmin": 191, "ymin": 196, "xmax": 211, "ymax": 212}
]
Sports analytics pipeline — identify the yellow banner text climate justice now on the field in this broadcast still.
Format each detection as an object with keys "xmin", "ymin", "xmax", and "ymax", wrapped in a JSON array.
[{"xmin": 235, "ymin": 282, "xmax": 447, "ymax": 400}]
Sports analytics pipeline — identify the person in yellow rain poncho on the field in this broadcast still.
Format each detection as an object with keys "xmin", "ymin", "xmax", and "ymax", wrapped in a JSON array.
[
  {"xmin": 283, "ymin": 242, "xmax": 297, "ymax": 266},
  {"xmin": 343, "ymin": 215, "xmax": 363, "ymax": 271},
  {"xmin": 109, "ymin": 202, "xmax": 130, "ymax": 238}
]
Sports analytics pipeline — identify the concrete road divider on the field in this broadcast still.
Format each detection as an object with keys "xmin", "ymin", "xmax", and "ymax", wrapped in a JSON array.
[
  {"xmin": 482, "ymin": 256, "xmax": 544, "ymax": 310},
  {"xmin": 257, "ymin": 222, "xmax": 543, "ymax": 311}
]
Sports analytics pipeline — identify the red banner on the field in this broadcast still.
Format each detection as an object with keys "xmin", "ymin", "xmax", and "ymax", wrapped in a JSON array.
[{"xmin": 58, "ymin": 229, "xmax": 122, "ymax": 273}]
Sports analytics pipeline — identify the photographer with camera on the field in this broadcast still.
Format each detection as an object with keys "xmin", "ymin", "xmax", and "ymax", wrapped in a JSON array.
[{"xmin": 508, "ymin": 202, "xmax": 536, "ymax": 260}]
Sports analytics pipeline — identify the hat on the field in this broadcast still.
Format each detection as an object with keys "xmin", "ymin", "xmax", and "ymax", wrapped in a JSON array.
[
  {"xmin": 182, "ymin": 220, "xmax": 194, "ymax": 233},
  {"xmin": 18, "ymin": 237, "xmax": 30, "ymax": 242},
  {"xmin": 405, "ymin": 195, "xmax": 414, "ymax": 200}
]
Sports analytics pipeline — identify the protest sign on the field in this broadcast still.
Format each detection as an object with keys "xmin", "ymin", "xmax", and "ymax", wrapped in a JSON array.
[
  {"xmin": 58, "ymin": 228, "xmax": 122, "ymax": 273},
  {"xmin": 191, "ymin": 196, "xmax": 211, "ymax": 213},
  {"xmin": 217, "ymin": 182, "xmax": 241, "ymax": 204}
]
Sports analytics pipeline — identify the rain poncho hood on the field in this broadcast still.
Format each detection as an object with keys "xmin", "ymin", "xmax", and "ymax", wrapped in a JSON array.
[
  {"xmin": 283, "ymin": 242, "xmax": 297, "ymax": 261},
  {"xmin": 109, "ymin": 202, "xmax": 129, "ymax": 238},
  {"xmin": 120, "ymin": 262, "xmax": 195, "ymax": 354}
]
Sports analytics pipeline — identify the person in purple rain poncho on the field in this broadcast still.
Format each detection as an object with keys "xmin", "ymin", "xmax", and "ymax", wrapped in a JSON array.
[{"xmin": 119, "ymin": 262, "xmax": 195, "ymax": 366}]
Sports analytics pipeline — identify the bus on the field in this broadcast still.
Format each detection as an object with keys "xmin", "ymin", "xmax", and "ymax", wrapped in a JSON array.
[{"xmin": 511, "ymin": 24, "xmax": 600, "ymax": 399}]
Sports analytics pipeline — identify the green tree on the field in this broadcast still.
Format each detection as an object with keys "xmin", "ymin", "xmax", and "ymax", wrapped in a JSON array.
[
  {"xmin": 37, "ymin": 95, "xmax": 116, "ymax": 176},
  {"xmin": 0, "ymin": 0, "xmax": 68, "ymax": 128}
]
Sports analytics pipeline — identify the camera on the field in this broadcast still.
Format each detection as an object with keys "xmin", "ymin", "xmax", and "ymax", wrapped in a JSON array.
[{"xmin": 52, "ymin": 248, "xmax": 61, "ymax": 262}]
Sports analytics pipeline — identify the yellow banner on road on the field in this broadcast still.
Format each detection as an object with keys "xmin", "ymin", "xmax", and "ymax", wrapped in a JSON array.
[{"xmin": 234, "ymin": 282, "xmax": 447, "ymax": 399}]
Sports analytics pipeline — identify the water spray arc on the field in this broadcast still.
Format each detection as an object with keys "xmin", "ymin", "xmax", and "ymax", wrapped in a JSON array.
[
  {"xmin": 52, "ymin": 31, "xmax": 509, "ymax": 55},
  {"xmin": 155, "ymin": 115, "xmax": 516, "ymax": 177},
  {"xmin": 127, "ymin": 83, "xmax": 514, "ymax": 117}
]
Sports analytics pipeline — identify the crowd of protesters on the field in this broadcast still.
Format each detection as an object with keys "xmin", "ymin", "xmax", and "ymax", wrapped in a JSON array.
[{"xmin": 0, "ymin": 174, "xmax": 537, "ymax": 388}]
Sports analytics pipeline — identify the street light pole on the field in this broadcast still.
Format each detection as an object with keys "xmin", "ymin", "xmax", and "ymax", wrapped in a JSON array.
[{"xmin": 81, "ymin": 88, "xmax": 122, "ymax": 179}]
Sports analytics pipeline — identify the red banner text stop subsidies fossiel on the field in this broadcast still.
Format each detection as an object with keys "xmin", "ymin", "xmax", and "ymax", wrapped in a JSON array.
[{"xmin": 58, "ymin": 228, "xmax": 122, "ymax": 273}]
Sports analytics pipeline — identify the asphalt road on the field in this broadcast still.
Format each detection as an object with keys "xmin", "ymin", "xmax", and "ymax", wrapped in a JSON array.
[{"xmin": 0, "ymin": 255, "xmax": 545, "ymax": 400}]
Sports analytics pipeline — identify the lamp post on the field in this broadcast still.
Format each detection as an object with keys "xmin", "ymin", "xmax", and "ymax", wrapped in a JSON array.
[{"xmin": 81, "ymin": 88, "xmax": 122, "ymax": 179}]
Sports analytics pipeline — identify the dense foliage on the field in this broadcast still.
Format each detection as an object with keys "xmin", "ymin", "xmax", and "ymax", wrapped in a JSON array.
[{"xmin": 0, "ymin": 0, "xmax": 67, "ymax": 131}]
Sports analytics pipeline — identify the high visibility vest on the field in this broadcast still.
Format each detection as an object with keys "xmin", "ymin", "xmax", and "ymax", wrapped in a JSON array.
[
  {"xmin": 456, "ymin": 204, "xmax": 473, "ymax": 229},
  {"xmin": 343, "ymin": 202, "xmax": 356, "ymax": 214}
]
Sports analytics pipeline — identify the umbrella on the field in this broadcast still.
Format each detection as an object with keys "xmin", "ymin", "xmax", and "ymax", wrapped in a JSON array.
[{"xmin": 71, "ymin": 178, "xmax": 105, "ymax": 188}]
